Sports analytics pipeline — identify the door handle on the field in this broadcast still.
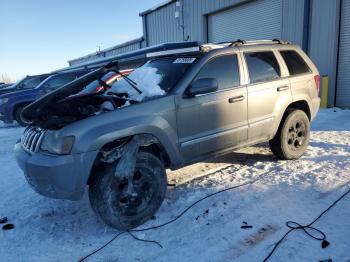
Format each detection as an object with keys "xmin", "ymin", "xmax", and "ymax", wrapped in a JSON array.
[
  {"xmin": 228, "ymin": 95, "xmax": 245, "ymax": 103},
  {"xmin": 277, "ymin": 85, "xmax": 289, "ymax": 92}
]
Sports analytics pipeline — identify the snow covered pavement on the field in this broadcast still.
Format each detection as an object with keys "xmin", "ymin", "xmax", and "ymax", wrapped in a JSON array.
[{"xmin": 0, "ymin": 108, "xmax": 350, "ymax": 262}]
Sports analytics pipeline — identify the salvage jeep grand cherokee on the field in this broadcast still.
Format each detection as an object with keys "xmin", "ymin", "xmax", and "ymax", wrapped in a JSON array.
[{"xmin": 14, "ymin": 40, "xmax": 320, "ymax": 230}]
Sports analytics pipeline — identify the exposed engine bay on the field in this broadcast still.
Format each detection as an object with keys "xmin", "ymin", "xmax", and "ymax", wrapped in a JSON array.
[
  {"xmin": 21, "ymin": 61, "xmax": 166, "ymax": 130},
  {"xmin": 31, "ymin": 92, "xmax": 138, "ymax": 129}
]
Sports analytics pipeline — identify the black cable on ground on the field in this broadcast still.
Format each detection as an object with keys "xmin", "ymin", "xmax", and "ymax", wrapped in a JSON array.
[
  {"xmin": 263, "ymin": 187, "xmax": 350, "ymax": 261},
  {"xmin": 79, "ymin": 232, "xmax": 126, "ymax": 262},
  {"xmin": 79, "ymin": 171, "xmax": 350, "ymax": 262},
  {"xmin": 79, "ymin": 167, "xmax": 264, "ymax": 261}
]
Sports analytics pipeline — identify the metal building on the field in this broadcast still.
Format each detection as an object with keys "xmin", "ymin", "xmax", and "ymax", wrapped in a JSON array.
[
  {"xmin": 68, "ymin": 37, "xmax": 145, "ymax": 66},
  {"xmin": 68, "ymin": 0, "xmax": 349, "ymax": 108}
]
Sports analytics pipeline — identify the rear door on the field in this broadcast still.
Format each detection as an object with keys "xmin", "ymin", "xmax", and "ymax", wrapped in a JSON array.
[
  {"xmin": 279, "ymin": 49, "xmax": 317, "ymax": 105},
  {"xmin": 176, "ymin": 53, "xmax": 248, "ymax": 162},
  {"xmin": 242, "ymin": 49, "xmax": 292, "ymax": 142}
]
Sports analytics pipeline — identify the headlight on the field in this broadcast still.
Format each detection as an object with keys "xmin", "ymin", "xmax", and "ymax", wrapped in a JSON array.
[
  {"xmin": 0, "ymin": 98, "xmax": 9, "ymax": 105},
  {"xmin": 40, "ymin": 131, "xmax": 75, "ymax": 155}
]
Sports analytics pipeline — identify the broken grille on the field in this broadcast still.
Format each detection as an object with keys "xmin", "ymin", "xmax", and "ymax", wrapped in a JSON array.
[{"xmin": 21, "ymin": 127, "xmax": 45, "ymax": 153}]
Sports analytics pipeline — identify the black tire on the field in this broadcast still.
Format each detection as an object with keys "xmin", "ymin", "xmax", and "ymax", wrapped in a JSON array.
[
  {"xmin": 89, "ymin": 151, "xmax": 167, "ymax": 230},
  {"xmin": 269, "ymin": 109, "xmax": 310, "ymax": 160},
  {"xmin": 14, "ymin": 106, "xmax": 28, "ymax": 127}
]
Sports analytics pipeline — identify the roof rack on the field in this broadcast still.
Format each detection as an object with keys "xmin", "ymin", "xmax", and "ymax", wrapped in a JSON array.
[{"xmin": 214, "ymin": 39, "xmax": 291, "ymax": 47}]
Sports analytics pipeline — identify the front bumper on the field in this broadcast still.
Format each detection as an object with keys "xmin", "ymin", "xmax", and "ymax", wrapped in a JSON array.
[{"xmin": 14, "ymin": 143, "xmax": 98, "ymax": 200}]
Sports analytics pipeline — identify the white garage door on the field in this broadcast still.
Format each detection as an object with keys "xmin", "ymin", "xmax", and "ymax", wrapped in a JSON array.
[
  {"xmin": 336, "ymin": 0, "xmax": 350, "ymax": 108},
  {"xmin": 208, "ymin": 0, "xmax": 283, "ymax": 43}
]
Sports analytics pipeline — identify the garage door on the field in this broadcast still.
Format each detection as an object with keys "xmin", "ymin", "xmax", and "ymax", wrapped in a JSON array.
[
  {"xmin": 336, "ymin": 0, "xmax": 350, "ymax": 108},
  {"xmin": 208, "ymin": 0, "xmax": 283, "ymax": 43}
]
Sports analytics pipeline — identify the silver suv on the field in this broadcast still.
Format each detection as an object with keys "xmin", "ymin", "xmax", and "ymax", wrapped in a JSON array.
[{"xmin": 14, "ymin": 40, "xmax": 320, "ymax": 229}]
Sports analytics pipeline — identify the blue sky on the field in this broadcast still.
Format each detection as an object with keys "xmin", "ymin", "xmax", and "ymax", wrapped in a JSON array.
[{"xmin": 0, "ymin": 0, "xmax": 163, "ymax": 81}]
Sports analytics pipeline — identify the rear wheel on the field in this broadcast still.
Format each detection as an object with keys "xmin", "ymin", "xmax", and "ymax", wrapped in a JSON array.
[
  {"xmin": 269, "ymin": 109, "xmax": 310, "ymax": 160},
  {"xmin": 89, "ymin": 151, "xmax": 167, "ymax": 230},
  {"xmin": 14, "ymin": 106, "xmax": 28, "ymax": 127}
]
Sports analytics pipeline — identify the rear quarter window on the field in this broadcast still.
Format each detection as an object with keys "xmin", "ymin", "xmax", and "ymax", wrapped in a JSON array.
[
  {"xmin": 280, "ymin": 50, "xmax": 311, "ymax": 76},
  {"xmin": 245, "ymin": 51, "xmax": 281, "ymax": 84}
]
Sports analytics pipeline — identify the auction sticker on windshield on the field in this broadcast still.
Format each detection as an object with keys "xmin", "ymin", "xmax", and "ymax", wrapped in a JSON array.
[{"xmin": 173, "ymin": 58, "xmax": 196, "ymax": 64}]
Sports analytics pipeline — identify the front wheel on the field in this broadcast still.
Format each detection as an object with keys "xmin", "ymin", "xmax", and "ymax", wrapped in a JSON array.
[
  {"xmin": 269, "ymin": 109, "xmax": 310, "ymax": 160},
  {"xmin": 89, "ymin": 151, "xmax": 167, "ymax": 230}
]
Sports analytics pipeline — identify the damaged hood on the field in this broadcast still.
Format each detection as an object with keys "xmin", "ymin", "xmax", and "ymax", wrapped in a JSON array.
[{"xmin": 22, "ymin": 65, "xmax": 112, "ymax": 129}]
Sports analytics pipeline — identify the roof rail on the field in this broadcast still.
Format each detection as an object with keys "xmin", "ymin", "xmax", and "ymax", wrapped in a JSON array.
[{"xmin": 214, "ymin": 39, "xmax": 291, "ymax": 47}]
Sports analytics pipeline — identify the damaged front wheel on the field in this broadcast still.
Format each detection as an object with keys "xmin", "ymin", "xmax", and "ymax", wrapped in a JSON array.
[{"xmin": 89, "ymin": 151, "xmax": 167, "ymax": 230}]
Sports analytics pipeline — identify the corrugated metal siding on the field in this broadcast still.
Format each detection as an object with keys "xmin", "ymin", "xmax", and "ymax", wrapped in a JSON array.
[
  {"xmin": 207, "ymin": 0, "xmax": 282, "ymax": 42},
  {"xmin": 104, "ymin": 41, "xmax": 141, "ymax": 57},
  {"xmin": 308, "ymin": 0, "xmax": 340, "ymax": 107},
  {"xmin": 146, "ymin": 1, "xmax": 183, "ymax": 45},
  {"xmin": 144, "ymin": 0, "xmax": 249, "ymax": 45},
  {"xmin": 68, "ymin": 39, "xmax": 143, "ymax": 66},
  {"xmin": 282, "ymin": 0, "xmax": 306, "ymax": 47},
  {"xmin": 179, "ymin": 0, "xmax": 304, "ymax": 44},
  {"xmin": 336, "ymin": 0, "xmax": 350, "ymax": 108},
  {"xmin": 69, "ymin": 53, "xmax": 105, "ymax": 66},
  {"xmin": 183, "ymin": 0, "xmax": 247, "ymax": 43}
]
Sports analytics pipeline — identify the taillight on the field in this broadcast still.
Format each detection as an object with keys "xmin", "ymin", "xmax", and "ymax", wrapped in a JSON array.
[{"xmin": 314, "ymin": 75, "xmax": 320, "ymax": 93}]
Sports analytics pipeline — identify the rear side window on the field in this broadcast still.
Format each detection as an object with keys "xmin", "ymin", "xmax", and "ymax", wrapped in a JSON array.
[
  {"xmin": 194, "ymin": 55, "xmax": 240, "ymax": 90},
  {"xmin": 280, "ymin": 50, "xmax": 311, "ymax": 75},
  {"xmin": 245, "ymin": 52, "xmax": 281, "ymax": 84},
  {"xmin": 44, "ymin": 74, "xmax": 77, "ymax": 90}
]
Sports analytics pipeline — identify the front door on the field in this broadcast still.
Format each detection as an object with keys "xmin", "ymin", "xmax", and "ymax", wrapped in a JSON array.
[{"xmin": 176, "ymin": 54, "xmax": 248, "ymax": 162}]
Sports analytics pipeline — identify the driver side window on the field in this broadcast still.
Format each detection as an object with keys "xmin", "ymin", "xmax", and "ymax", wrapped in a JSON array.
[{"xmin": 194, "ymin": 54, "xmax": 240, "ymax": 91}]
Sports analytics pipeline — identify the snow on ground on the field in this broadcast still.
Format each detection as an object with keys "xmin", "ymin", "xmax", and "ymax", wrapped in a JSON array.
[{"xmin": 0, "ymin": 108, "xmax": 350, "ymax": 262}]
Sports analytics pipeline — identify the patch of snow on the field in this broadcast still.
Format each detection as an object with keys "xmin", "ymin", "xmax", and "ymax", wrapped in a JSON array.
[
  {"xmin": 100, "ymin": 101, "xmax": 114, "ymax": 112},
  {"xmin": 110, "ymin": 67, "xmax": 165, "ymax": 102},
  {"xmin": 0, "ymin": 108, "xmax": 350, "ymax": 261}
]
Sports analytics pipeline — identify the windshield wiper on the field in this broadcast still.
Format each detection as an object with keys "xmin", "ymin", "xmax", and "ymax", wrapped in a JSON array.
[{"xmin": 116, "ymin": 70, "xmax": 142, "ymax": 94}]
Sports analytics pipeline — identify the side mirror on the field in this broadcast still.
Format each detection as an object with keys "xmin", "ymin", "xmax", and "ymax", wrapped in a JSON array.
[{"xmin": 187, "ymin": 78, "xmax": 218, "ymax": 97}]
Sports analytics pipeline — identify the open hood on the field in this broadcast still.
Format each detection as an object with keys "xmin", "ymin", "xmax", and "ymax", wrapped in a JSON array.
[{"xmin": 22, "ymin": 63, "xmax": 120, "ymax": 129}]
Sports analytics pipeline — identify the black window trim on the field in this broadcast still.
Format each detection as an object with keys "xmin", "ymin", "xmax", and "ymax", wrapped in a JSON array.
[
  {"xmin": 187, "ymin": 53, "xmax": 242, "ymax": 97},
  {"xmin": 279, "ymin": 49, "xmax": 312, "ymax": 77},
  {"xmin": 244, "ymin": 50, "xmax": 282, "ymax": 85}
]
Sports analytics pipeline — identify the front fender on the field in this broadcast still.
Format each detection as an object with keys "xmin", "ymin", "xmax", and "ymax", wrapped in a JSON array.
[{"xmin": 60, "ymin": 96, "xmax": 183, "ymax": 167}]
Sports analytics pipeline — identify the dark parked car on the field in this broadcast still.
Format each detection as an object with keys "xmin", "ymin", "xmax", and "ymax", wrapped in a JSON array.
[
  {"xmin": 0, "ymin": 70, "xmax": 89, "ymax": 126},
  {"xmin": 0, "ymin": 74, "xmax": 50, "ymax": 96},
  {"xmin": 0, "ymin": 83, "xmax": 13, "ymax": 89}
]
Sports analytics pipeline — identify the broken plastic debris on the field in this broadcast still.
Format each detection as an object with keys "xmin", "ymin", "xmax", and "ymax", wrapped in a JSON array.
[
  {"xmin": 0, "ymin": 217, "xmax": 8, "ymax": 224},
  {"xmin": 241, "ymin": 221, "xmax": 253, "ymax": 229},
  {"xmin": 2, "ymin": 224, "xmax": 14, "ymax": 230},
  {"xmin": 322, "ymin": 240, "xmax": 330, "ymax": 249}
]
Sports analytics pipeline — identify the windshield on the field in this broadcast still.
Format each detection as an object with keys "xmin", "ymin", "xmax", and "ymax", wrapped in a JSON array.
[
  {"xmin": 14, "ymin": 75, "xmax": 48, "ymax": 90},
  {"xmin": 108, "ymin": 57, "xmax": 195, "ymax": 101}
]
